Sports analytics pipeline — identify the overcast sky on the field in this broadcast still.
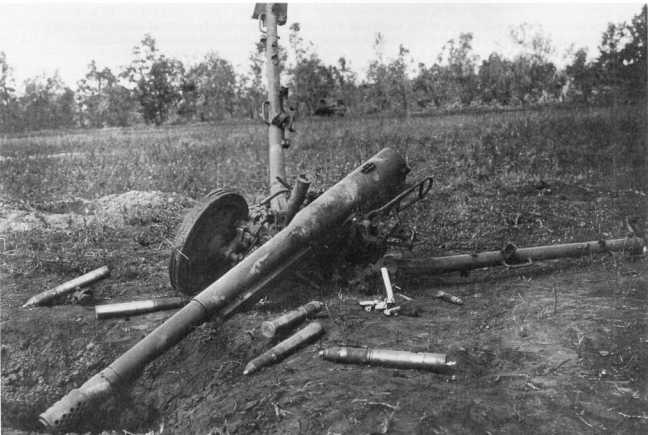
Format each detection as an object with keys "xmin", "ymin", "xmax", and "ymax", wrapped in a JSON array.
[{"xmin": 0, "ymin": 2, "xmax": 642, "ymax": 88}]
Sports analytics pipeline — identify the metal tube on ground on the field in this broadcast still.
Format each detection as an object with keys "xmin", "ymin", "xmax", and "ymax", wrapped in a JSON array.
[
  {"xmin": 244, "ymin": 321, "xmax": 324, "ymax": 375},
  {"xmin": 39, "ymin": 147, "xmax": 408, "ymax": 431},
  {"xmin": 261, "ymin": 300, "xmax": 323, "ymax": 338},
  {"xmin": 391, "ymin": 237, "xmax": 646, "ymax": 275},
  {"xmin": 319, "ymin": 346, "xmax": 454, "ymax": 372},
  {"xmin": 22, "ymin": 266, "xmax": 109, "ymax": 308},
  {"xmin": 380, "ymin": 267, "xmax": 395, "ymax": 303},
  {"xmin": 95, "ymin": 297, "xmax": 188, "ymax": 320}
]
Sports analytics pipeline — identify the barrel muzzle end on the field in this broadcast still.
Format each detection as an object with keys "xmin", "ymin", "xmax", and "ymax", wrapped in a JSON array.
[
  {"xmin": 39, "ymin": 372, "xmax": 113, "ymax": 431},
  {"xmin": 39, "ymin": 388, "xmax": 91, "ymax": 431}
]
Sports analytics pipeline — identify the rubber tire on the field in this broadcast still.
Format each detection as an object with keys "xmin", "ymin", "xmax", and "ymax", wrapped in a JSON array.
[{"xmin": 169, "ymin": 189, "xmax": 249, "ymax": 295}]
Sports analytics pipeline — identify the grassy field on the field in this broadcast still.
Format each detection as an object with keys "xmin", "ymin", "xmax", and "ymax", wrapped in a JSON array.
[
  {"xmin": 1, "ymin": 106, "xmax": 647, "ymax": 433},
  {"xmin": 2, "ymin": 105, "xmax": 645, "ymax": 201},
  {"xmin": 1, "ymin": 105, "xmax": 646, "ymax": 257}
]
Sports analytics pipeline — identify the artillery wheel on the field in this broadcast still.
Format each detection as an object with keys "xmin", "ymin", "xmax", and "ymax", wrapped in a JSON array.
[{"xmin": 169, "ymin": 189, "xmax": 249, "ymax": 295}]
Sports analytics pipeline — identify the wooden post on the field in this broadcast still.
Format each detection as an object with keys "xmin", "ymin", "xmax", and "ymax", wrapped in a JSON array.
[{"xmin": 264, "ymin": 3, "xmax": 287, "ymax": 212}]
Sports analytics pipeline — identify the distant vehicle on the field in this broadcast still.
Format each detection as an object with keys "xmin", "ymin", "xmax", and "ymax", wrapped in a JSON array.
[{"xmin": 314, "ymin": 98, "xmax": 347, "ymax": 117}]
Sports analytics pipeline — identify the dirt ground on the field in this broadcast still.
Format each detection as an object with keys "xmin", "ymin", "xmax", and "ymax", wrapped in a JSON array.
[{"xmin": 1, "ymin": 184, "xmax": 647, "ymax": 434}]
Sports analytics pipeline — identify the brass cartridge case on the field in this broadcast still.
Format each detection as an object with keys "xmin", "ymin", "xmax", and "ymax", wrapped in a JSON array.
[
  {"xmin": 320, "ymin": 346, "xmax": 454, "ymax": 372},
  {"xmin": 260, "ymin": 300, "xmax": 324, "ymax": 338},
  {"xmin": 95, "ymin": 297, "xmax": 188, "ymax": 320}
]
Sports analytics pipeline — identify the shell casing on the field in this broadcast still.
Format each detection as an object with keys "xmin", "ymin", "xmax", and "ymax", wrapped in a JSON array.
[
  {"xmin": 95, "ymin": 297, "xmax": 188, "ymax": 320},
  {"xmin": 434, "ymin": 291, "xmax": 464, "ymax": 305},
  {"xmin": 22, "ymin": 266, "xmax": 110, "ymax": 308},
  {"xmin": 260, "ymin": 300, "xmax": 324, "ymax": 338},
  {"xmin": 244, "ymin": 321, "xmax": 324, "ymax": 375},
  {"xmin": 320, "ymin": 346, "xmax": 453, "ymax": 372}
]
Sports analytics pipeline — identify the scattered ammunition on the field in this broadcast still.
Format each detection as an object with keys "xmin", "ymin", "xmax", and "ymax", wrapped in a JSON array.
[
  {"xmin": 319, "ymin": 346, "xmax": 455, "ymax": 372},
  {"xmin": 244, "ymin": 321, "xmax": 324, "ymax": 375},
  {"xmin": 95, "ymin": 297, "xmax": 188, "ymax": 320},
  {"xmin": 261, "ymin": 300, "xmax": 324, "ymax": 338},
  {"xmin": 40, "ymin": 149, "xmax": 409, "ymax": 431},
  {"xmin": 380, "ymin": 267, "xmax": 396, "ymax": 303},
  {"xmin": 434, "ymin": 290, "xmax": 464, "ymax": 305},
  {"xmin": 22, "ymin": 266, "xmax": 109, "ymax": 308}
]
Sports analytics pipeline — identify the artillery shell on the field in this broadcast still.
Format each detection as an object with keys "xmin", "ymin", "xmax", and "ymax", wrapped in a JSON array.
[
  {"xmin": 22, "ymin": 266, "xmax": 110, "ymax": 308},
  {"xmin": 244, "ymin": 321, "xmax": 324, "ymax": 375},
  {"xmin": 319, "ymin": 346, "xmax": 454, "ymax": 372},
  {"xmin": 95, "ymin": 297, "xmax": 188, "ymax": 320},
  {"xmin": 434, "ymin": 290, "xmax": 463, "ymax": 305},
  {"xmin": 260, "ymin": 300, "xmax": 324, "ymax": 338}
]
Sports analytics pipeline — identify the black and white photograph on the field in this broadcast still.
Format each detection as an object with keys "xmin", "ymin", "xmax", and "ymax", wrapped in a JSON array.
[{"xmin": 1, "ymin": 1, "xmax": 647, "ymax": 433}]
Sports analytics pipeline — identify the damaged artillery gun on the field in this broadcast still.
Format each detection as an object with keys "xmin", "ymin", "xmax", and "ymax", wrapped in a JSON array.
[
  {"xmin": 40, "ymin": 9, "xmax": 428, "ymax": 429},
  {"xmin": 40, "ymin": 3, "xmax": 646, "ymax": 431},
  {"xmin": 40, "ymin": 147, "xmax": 421, "ymax": 430}
]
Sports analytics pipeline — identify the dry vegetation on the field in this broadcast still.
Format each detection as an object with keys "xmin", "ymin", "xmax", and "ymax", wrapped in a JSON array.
[{"xmin": 1, "ymin": 106, "xmax": 647, "ymax": 434}]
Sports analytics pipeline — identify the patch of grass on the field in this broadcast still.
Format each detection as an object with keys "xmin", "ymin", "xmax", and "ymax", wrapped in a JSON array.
[{"xmin": 1, "ymin": 106, "xmax": 646, "ymax": 255}]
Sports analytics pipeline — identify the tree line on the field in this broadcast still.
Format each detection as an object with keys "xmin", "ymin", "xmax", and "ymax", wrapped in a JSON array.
[{"xmin": 0, "ymin": 5, "xmax": 645, "ymax": 133}]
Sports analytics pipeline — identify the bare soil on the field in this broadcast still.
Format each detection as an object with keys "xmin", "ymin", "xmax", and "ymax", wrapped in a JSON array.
[{"xmin": 1, "ymin": 182, "xmax": 647, "ymax": 434}]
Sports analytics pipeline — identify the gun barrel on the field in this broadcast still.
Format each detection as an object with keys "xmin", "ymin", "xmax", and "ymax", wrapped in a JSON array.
[
  {"xmin": 320, "ymin": 346, "xmax": 453, "ymax": 372},
  {"xmin": 40, "ymin": 147, "xmax": 407, "ymax": 431},
  {"xmin": 244, "ymin": 321, "xmax": 324, "ymax": 375},
  {"xmin": 261, "ymin": 300, "xmax": 323, "ymax": 338},
  {"xmin": 392, "ymin": 237, "xmax": 646, "ymax": 275},
  {"xmin": 95, "ymin": 297, "xmax": 188, "ymax": 320},
  {"xmin": 22, "ymin": 266, "xmax": 110, "ymax": 308}
]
